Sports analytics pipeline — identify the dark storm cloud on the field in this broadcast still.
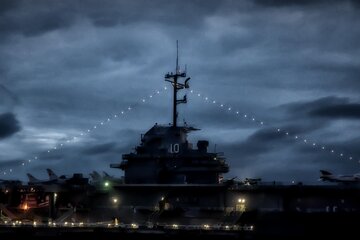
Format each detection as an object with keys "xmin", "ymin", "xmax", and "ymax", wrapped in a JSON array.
[
  {"xmin": 311, "ymin": 103, "xmax": 360, "ymax": 119},
  {"xmin": 0, "ymin": 0, "xmax": 20, "ymax": 14},
  {"xmin": 219, "ymin": 122, "xmax": 323, "ymax": 162},
  {"xmin": 0, "ymin": 0, "xmax": 221, "ymax": 38},
  {"xmin": 283, "ymin": 96, "xmax": 360, "ymax": 120},
  {"xmin": 230, "ymin": 127, "xmax": 290, "ymax": 157},
  {"xmin": 0, "ymin": 113, "xmax": 21, "ymax": 139},
  {"xmin": 0, "ymin": 1, "xmax": 74, "ymax": 37}
]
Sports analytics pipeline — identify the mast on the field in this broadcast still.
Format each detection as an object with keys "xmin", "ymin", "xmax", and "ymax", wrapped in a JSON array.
[{"xmin": 165, "ymin": 40, "xmax": 191, "ymax": 127}]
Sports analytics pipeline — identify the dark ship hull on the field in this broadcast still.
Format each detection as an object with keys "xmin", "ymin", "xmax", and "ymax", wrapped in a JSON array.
[{"xmin": 1, "ymin": 182, "xmax": 360, "ymax": 239}]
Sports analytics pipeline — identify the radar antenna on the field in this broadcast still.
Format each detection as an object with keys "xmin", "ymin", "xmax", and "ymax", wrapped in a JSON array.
[{"xmin": 165, "ymin": 40, "xmax": 191, "ymax": 127}]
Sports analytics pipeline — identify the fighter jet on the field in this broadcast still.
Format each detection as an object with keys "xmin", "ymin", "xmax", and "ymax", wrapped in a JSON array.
[
  {"xmin": 319, "ymin": 170, "xmax": 360, "ymax": 183},
  {"xmin": 102, "ymin": 171, "xmax": 118, "ymax": 181},
  {"xmin": 27, "ymin": 169, "xmax": 67, "ymax": 185},
  {"xmin": 244, "ymin": 178, "xmax": 262, "ymax": 185},
  {"xmin": 27, "ymin": 173, "xmax": 57, "ymax": 185},
  {"xmin": 89, "ymin": 171, "xmax": 121, "ymax": 186},
  {"xmin": 89, "ymin": 171, "xmax": 102, "ymax": 182},
  {"xmin": 28, "ymin": 169, "xmax": 88, "ymax": 186},
  {"xmin": 46, "ymin": 168, "xmax": 68, "ymax": 183}
]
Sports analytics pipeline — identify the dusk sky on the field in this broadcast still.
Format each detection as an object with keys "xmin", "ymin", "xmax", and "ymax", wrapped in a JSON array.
[{"xmin": 1, "ymin": 0, "xmax": 360, "ymax": 183}]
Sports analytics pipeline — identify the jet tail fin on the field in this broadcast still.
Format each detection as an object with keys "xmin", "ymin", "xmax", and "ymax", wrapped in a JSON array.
[
  {"xmin": 27, "ymin": 173, "xmax": 39, "ymax": 182},
  {"xmin": 92, "ymin": 171, "xmax": 101, "ymax": 180},
  {"xmin": 46, "ymin": 168, "xmax": 58, "ymax": 180}
]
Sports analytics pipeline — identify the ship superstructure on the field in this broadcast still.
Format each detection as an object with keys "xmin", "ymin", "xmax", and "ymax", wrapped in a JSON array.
[{"xmin": 111, "ymin": 41, "xmax": 228, "ymax": 184}]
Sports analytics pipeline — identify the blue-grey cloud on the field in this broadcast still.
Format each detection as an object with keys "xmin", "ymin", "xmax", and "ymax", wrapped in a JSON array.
[
  {"xmin": 0, "ymin": 112, "xmax": 21, "ymax": 139},
  {"xmin": 0, "ymin": 0, "xmax": 360, "ymax": 182},
  {"xmin": 82, "ymin": 142, "xmax": 117, "ymax": 155}
]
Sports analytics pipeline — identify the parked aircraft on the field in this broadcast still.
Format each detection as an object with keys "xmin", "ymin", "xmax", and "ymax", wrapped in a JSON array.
[
  {"xmin": 319, "ymin": 170, "xmax": 360, "ymax": 183},
  {"xmin": 244, "ymin": 178, "xmax": 262, "ymax": 185},
  {"xmin": 27, "ymin": 169, "xmax": 70, "ymax": 185},
  {"xmin": 89, "ymin": 171, "xmax": 121, "ymax": 185}
]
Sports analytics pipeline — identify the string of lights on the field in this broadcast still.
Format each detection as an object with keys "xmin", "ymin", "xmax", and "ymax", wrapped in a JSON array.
[
  {"xmin": 3, "ymin": 85, "xmax": 358, "ymax": 177},
  {"xmin": 1, "ymin": 86, "xmax": 170, "ymax": 176},
  {"xmin": 189, "ymin": 89, "xmax": 358, "ymax": 164}
]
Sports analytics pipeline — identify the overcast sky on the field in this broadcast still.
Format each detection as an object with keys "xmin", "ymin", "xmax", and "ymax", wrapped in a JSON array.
[{"xmin": 1, "ymin": 0, "xmax": 360, "ymax": 183}]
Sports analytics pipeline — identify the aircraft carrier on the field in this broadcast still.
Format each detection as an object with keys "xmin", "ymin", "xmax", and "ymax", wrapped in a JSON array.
[{"xmin": 1, "ymin": 45, "xmax": 360, "ymax": 239}]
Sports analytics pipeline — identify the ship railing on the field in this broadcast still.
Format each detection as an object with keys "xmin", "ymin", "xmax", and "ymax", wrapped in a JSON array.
[{"xmin": 0, "ymin": 220, "xmax": 255, "ymax": 232}]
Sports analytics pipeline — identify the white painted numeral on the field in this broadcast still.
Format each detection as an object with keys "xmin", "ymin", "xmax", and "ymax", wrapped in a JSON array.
[{"xmin": 169, "ymin": 143, "xmax": 180, "ymax": 153}]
